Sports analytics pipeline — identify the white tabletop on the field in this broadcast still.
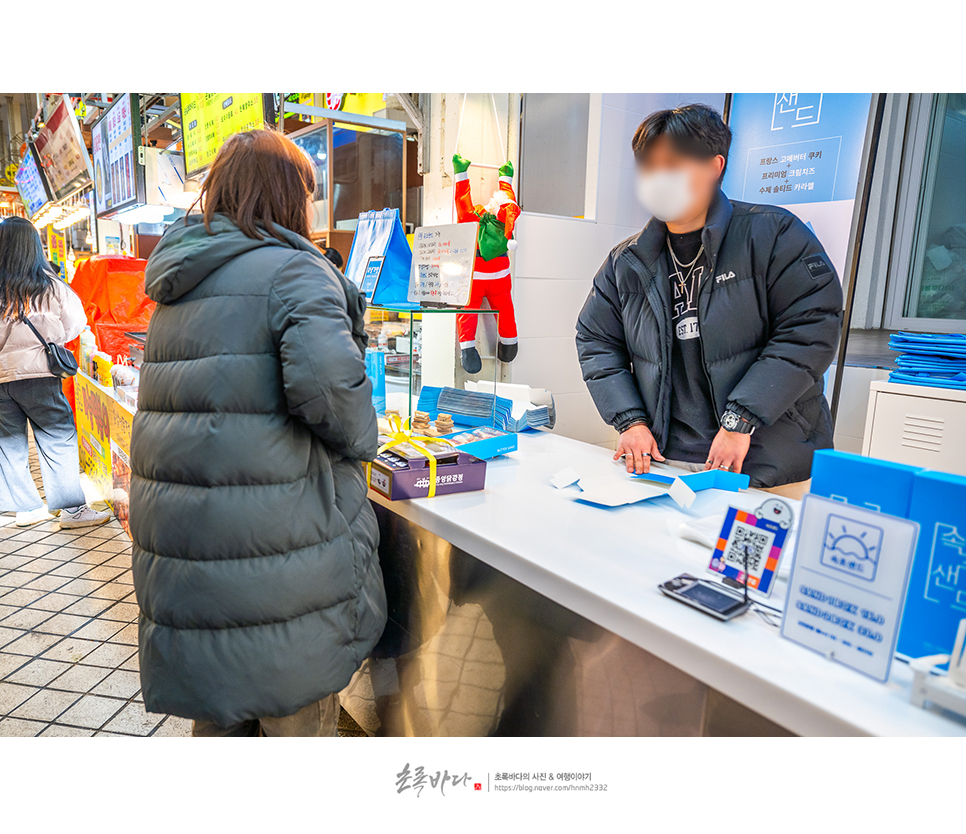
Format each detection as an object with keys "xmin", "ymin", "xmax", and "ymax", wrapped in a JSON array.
[{"xmin": 370, "ymin": 430, "xmax": 966, "ymax": 736}]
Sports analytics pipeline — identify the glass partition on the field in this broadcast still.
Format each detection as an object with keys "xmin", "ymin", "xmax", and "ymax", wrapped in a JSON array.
[
  {"xmin": 332, "ymin": 125, "xmax": 404, "ymax": 230},
  {"xmin": 289, "ymin": 115, "xmax": 406, "ymax": 243},
  {"xmin": 903, "ymin": 94, "xmax": 966, "ymax": 324}
]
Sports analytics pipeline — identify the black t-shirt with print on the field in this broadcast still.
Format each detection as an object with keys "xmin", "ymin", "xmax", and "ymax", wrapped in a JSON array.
[{"xmin": 664, "ymin": 228, "xmax": 719, "ymax": 462}]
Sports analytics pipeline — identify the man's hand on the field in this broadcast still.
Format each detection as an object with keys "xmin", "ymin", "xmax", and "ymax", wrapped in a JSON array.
[
  {"xmin": 615, "ymin": 424, "xmax": 665, "ymax": 475},
  {"xmin": 453, "ymin": 154, "xmax": 472, "ymax": 174},
  {"xmin": 705, "ymin": 427, "xmax": 751, "ymax": 474}
]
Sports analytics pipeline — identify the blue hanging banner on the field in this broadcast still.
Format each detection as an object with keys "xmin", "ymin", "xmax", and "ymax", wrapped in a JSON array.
[
  {"xmin": 723, "ymin": 93, "xmax": 873, "ymax": 280},
  {"xmin": 345, "ymin": 209, "xmax": 414, "ymax": 308}
]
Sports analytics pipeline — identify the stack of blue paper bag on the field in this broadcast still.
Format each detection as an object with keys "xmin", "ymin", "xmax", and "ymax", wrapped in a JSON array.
[{"xmin": 888, "ymin": 331, "xmax": 966, "ymax": 390}]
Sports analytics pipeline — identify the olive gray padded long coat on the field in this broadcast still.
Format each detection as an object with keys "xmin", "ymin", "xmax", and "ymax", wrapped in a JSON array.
[{"xmin": 130, "ymin": 214, "xmax": 386, "ymax": 726}]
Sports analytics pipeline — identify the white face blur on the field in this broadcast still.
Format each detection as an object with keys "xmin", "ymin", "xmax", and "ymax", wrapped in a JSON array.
[{"xmin": 636, "ymin": 135, "xmax": 725, "ymax": 225}]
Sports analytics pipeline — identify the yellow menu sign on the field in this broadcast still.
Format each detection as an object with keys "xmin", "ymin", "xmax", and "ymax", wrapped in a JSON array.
[{"xmin": 181, "ymin": 93, "xmax": 265, "ymax": 176}]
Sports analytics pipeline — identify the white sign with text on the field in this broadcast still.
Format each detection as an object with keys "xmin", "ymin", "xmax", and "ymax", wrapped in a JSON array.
[
  {"xmin": 407, "ymin": 223, "xmax": 478, "ymax": 306},
  {"xmin": 780, "ymin": 494, "xmax": 919, "ymax": 682}
]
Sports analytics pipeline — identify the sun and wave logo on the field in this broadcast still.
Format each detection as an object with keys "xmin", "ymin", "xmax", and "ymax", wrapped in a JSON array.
[{"xmin": 820, "ymin": 514, "xmax": 883, "ymax": 582}]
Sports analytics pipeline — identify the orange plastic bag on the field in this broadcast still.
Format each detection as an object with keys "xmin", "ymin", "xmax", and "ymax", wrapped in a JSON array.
[{"xmin": 64, "ymin": 255, "xmax": 154, "ymax": 409}]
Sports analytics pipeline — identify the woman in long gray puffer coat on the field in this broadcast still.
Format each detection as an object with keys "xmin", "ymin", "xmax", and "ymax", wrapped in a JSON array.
[{"xmin": 130, "ymin": 130, "xmax": 386, "ymax": 736}]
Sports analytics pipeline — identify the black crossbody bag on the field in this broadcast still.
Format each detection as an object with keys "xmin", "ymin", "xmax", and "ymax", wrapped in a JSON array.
[{"xmin": 20, "ymin": 317, "xmax": 79, "ymax": 378}]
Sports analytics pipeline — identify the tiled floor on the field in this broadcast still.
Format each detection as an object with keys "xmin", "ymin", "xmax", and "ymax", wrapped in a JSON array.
[
  {"xmin": 0, "ymin": 437, "xmax": 367, "ymax": 739},
  {"xmin": 0, "ymin": 435, "xmax": 190, "ymax": 738},
  {"xmin": 0, "ymin": 515, "xmax": 191, "ymax": 737}
]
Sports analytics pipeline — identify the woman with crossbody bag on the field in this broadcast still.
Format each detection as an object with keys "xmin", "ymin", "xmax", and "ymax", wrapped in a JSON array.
[{"xmin": 0, "ymin": 216, "xmax": 110, "ymax": 528}]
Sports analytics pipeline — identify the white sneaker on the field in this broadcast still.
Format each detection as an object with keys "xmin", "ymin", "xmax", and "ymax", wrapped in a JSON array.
[
  {"xmin": 58, "ymin": 505, "xmax": 112, "ymax": 529},
  {"xmin": 16, "ymin": 506, "xmax": 53, "ymax": 527}
]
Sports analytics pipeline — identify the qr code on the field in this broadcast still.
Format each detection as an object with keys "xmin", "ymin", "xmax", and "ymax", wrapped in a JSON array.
[{"xmin": 724, "ymin": 523, "xmax": 771, "ymax": 573}]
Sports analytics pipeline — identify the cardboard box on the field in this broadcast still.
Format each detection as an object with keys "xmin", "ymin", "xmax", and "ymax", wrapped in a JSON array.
[{"xmin": 367, "ymin": 441, "xmax": 486, "ymax": 500}]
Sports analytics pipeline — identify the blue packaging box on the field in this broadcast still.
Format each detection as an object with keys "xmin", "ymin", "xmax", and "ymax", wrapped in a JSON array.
[
  {"xmin": 365, "ymin": 349, "xmax": 386, "ymax": 414},
  {"xmin": 897, "ymin": 470, "xmax": 966, "ymax": 659},
  {"xmin": 810, "ymin": 449, "xmax": 923, "ymax": 517},
  {"xmin": 441, "ymin": 427, "xmax": 518, "ymax": 460}
]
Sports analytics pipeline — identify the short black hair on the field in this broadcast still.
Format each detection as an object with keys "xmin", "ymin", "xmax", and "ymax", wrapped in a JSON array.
[
  {"xmin": 632, "ymin": 104, "xmax": 732, "ymax": 177},
  {"xmin": 322, "ymin": 246, "xmax": 344, "ymax": 269}
]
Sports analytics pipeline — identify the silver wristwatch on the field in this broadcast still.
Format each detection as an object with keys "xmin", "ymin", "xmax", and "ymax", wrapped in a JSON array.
[{"xmin": 721, "ymin": 409, "xmax": 755, "ymax": 434}]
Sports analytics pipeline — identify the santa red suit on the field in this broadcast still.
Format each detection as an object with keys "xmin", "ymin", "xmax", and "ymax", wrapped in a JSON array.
[{"xmin": 453, "ymin": 154, "xmax": 521, "ymax": 371}]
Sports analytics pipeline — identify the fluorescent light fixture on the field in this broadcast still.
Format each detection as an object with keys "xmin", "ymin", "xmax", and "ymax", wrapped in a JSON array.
[{"xmin": 114, "ymin": 204, "xmax": 175, "ymax": 225}]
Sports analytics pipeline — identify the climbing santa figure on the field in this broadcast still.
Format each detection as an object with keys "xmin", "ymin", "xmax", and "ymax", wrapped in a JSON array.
[{"xmin": 453, "ymin": 153, "xmax": 521, "ymax": 373}]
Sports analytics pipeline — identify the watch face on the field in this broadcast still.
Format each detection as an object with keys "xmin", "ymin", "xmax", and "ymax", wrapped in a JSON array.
[{"xmin": 723, "ymin": 412, "xmax": 740, "ymax": 431}]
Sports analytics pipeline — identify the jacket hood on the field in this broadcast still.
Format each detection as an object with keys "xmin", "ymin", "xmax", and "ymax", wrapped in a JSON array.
[{"xmin": 144, "ymin": 213, "xmax": 325, "ymax": 304}]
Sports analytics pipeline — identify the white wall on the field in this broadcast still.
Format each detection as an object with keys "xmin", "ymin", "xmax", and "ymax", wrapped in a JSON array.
[
  {"xmin": 509, "ymin": 93, "xmax": 726, "ymax": 449},
  {"xmin": 419, "ymin": 93, "xmax": 726, "ymax": 448}
]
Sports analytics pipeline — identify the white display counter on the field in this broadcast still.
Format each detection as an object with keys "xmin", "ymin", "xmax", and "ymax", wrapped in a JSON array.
[{"xmin": 369, "ymin": 430, "xmax": 965, "ymax": 737}]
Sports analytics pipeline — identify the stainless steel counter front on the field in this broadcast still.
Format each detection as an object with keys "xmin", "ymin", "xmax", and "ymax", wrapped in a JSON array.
[{"xmin": 341, "ymin": 431, "xmax": 965, "ymax": 737}]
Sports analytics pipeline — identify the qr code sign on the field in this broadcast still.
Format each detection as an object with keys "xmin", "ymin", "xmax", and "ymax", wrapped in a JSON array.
[{"xmin": 724, "ymin": 522, "xmax": 772, "ymax": 574}]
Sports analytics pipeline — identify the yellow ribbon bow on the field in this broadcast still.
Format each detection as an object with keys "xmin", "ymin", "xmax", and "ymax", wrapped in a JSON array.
[{"xmin": 375, "ymin": 414, "xmax": 456, "ymax": 498}]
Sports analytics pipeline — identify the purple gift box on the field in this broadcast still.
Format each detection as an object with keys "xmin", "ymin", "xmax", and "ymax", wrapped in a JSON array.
[{"xmin": 367, "ymin": 441, "xmax": 487, "ymax": 500}]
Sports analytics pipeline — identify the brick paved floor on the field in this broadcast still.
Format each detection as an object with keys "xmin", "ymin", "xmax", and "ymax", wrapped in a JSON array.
[
  {"xmin": 0, "ymin": 513, "xmax": 192, "ymax": 737},
  {"xmin": 0, "ymin": 437, "xmax": 365, "ymax": 738},
  {"xmin": 0, "ymin": 435, "xmax": 190, "ymax": 737}
]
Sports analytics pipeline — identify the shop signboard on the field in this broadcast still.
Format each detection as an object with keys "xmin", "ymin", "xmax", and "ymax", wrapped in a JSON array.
[
  {"xmin": 91, "ymin": 93, "xmax": 146, "ymax": 218},
  {"xmin": 74, "ymin": 372, "xmax": 114, "ymax": 506},
  {"xmin": 780, "ymin": 494, "xmax": 919, "ymax": 682},
  {"xmin": 14, "ymin": 142, "xmax": 53, "ymax": 219},
  {"xmin": 723, "ymin": 93, "xmax": 873, "ymax": 279},
  {"xmin": 47, "ymin": 227, "xmax": 67, "ymax": 277},
  {"xmin": 180, "ymin": 93, "xmax": 267, "ymax": 178},
  {"xmin": 408, "ymin": 223, "xmax": 477, "ymax": 306},
  {"xmin": 897, "ymin": 471, "xmax": 966, "ymax": 661},
  {"xmin": 109, "ymin": 398, "xmax": 135, "ymax": 536},
  {"xmin": 33, "ymin": 95, "xmax": 93, "ymax": 201}
]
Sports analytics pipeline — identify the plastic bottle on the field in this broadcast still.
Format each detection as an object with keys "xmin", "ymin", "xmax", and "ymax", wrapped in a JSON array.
[{"xmin": 79, "ymin": 327, "xmax": 96, "ymax": 376}]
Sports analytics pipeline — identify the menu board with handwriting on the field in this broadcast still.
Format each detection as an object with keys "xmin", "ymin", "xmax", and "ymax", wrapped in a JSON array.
[
  {"xmin": 408, "ymin": 223, "xmax": 478, "ymax": 306},
  {"xmin": 181, "ymin": 93, "xmax": 265, "ymax": 177}
]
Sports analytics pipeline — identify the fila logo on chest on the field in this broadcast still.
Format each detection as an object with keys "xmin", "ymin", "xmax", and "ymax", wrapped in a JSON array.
[{"xmin": 714, "ymin": 270, "xmax": 737, "ymax": 284}]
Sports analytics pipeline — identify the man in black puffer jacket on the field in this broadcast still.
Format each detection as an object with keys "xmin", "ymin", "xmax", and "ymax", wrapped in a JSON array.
[
  {"xmin": 130, "ymin": 130, "xmax": 386, "ymax": 735},
  {"xmin": 577, "ymin": 105, "xmax": 843, "ymax": 496}
]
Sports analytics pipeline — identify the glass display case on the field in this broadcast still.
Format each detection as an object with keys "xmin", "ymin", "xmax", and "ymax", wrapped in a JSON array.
[
  {"xmin": 289, "ymin": 112, "xmax": 407, "ymax": 260},
  {"xmin": 366, "ymin": 306, "xmax": 499, "ymax": 425}
]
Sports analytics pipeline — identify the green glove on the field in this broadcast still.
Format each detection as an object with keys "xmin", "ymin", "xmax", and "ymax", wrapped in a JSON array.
[
  {"xmin": 453, "ymin": 154, "xmax": 472, "ymax": 174},
  {"xmin": 498, "ymin": 160, "xmax": 514, "ymax": 178}
]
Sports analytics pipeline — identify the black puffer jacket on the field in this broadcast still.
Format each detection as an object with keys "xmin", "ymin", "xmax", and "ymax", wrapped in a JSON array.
[
  {"xmin": 130, "ymin": 214, "xmax": 386, "ymax": 726},
  {"xmin": 576, "ymin": 191, "xmax": 843, "ymax": 487}
]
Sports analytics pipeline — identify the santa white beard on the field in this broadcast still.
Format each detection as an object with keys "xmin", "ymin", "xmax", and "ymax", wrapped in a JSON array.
[{"xmin": 484, "ymin": 190, "xmax": 510, "ymax": 216}]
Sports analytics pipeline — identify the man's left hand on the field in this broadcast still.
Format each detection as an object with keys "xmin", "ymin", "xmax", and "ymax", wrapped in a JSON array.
[{"xmin": 705, "ymin": 428, "xmax": 751, "ymax": 474}]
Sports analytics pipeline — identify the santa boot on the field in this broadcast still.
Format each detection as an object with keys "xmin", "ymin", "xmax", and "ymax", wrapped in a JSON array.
[
  {"xmin": 461, "ymin": 346, "xmax": 483, "ymax": 374},
  {"xmin": 497, "ymin": 341, "xmax": 518, "ymax": 363}
]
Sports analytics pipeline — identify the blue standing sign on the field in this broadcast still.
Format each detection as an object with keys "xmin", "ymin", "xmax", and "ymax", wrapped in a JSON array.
[
  {"xmin": 898, "ymin": 471, "xmax": 966, "ymax": 660},
  {"xmin": 345, "ymin": 209, "xmax": 414, "ymax": 307}
]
